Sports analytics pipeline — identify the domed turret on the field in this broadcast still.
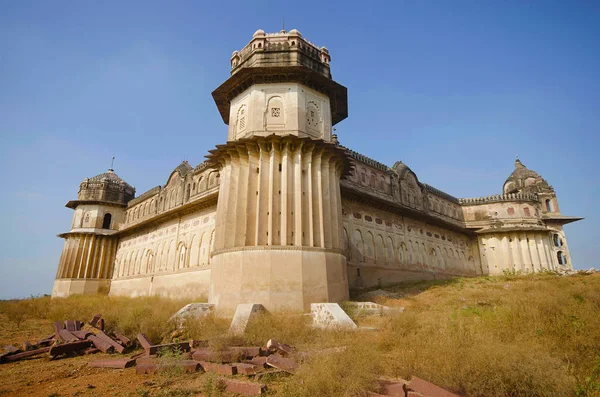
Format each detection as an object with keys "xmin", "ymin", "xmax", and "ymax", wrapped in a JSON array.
[
  {"xmin": 73, "ymin": 169, "xmax": 135, "ymax": 207},
  {"xmin": 503, "ymin": 158, "xmax": 551, "ymax": 195}
]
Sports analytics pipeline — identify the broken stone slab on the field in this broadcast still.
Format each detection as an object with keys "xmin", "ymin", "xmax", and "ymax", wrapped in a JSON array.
[
  {"xmin": 89, "ymin": 313, "xmax": 102, "ymax": 327},
  {"xmin": 198, "ymin": 361, "xmax": 238, "ymax": 376},
  {"xmin": 265, "ymin": 354, "xmax": 298, "ymax": 374},
  {"xmin": 346, "ymin": 302, "xmax": 405, "ymax": 316},
  {"xmin": 228, "ymin": 304, "xmax": 269, "ymax": 335},
  {"xmin": 57, "ymin": 329, "xmax": 80, "ymax": 342},
  {"xmin": 89, "ymin": 358, "xmax": 136, "ymax": 369},
  {"xmin": 248, "ymin": 356, "xmax": 268, "ymax": 367},
  {"xmin": 95, "ymin": 331, "xmax": 125, "ymax": 353},
  {"xmin": 407, "ymin": 376, "xmax": 460, "ymax": 397},
  {"xmin": 266, "ymin": 339, "xmax": 294, "ymax": 357},
  {"xmin": 310, "ymin": 303, "xmax": 357, "ymax": 330},
  {"xmin": 1, "ymin": 347, "xmax": 51, "ymax": 363},
  {"xmin": 87, "ymin": 335, "xmax": 115, "ymax": 353},
  {"xmin": 49, "ymin": 340, "xmax": 92, "ymax": 357},
  {"xmin": 136, "ymin": 334, "xmax": 154, "ymax": 354},
  {"xmin": 221, "ymin": 378, "xmax": 267, "ymax": 395},
  {"xmin": 377, "ymin": 379, "xmax": 409, "ymax": 396},
  {"xmin": 114, "ymin": 334, "xmax": 131, "ymax": 346},
  {"xmin": 234, "ymin": 363, "xmax": 259, "ymax": 375},
  {"xmin": 64, "ymin": 320, "xmax": 76, "ymax": 331},
  {"xmin": 136, "ymin": 360, "xmax": 200, "ymax": 375},
  {"xmin": 71, "ymin": 330, "xmax": 93, "ymax": 340},
  {"xmin": 192, "ymin": 348, "xmax": 243, "ymax": 363},
  {"xmin": 169, "ymin": 303, "xmax": 215, "ymax": 327}
]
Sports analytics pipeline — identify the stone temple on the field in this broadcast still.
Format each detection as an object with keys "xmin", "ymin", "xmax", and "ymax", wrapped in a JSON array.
[{"xmin": 51, "ymin": 29, "xmax": 582, "ymax": 314}]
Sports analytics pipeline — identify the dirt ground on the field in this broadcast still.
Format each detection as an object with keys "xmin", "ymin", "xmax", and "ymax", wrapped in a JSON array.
[{"xmin": 0, "ymin": 316, "xmax": 288, "ymax": 397}]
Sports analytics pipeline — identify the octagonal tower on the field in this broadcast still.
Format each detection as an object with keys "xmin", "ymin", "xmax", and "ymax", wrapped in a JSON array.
[
  {"xmin": 52, "ymin": 169, "xmax": 135, "ymax": 297},
  {"xmin": 208, "ymin": 29, "xmax": 351, "ymax": 314}
]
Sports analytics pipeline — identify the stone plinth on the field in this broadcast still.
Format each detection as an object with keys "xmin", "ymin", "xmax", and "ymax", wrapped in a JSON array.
[
  {"xmin": 310, "ymin": 303, "xmax": 357, "ymax": 330},
  {"xmin": 228, "ymin": 303, "xmax": 268, "ymax": 335}
]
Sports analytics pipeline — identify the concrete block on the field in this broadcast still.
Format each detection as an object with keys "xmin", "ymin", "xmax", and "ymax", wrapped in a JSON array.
[
  {"xmin": 310, "ymin": 303, "xmax": 357, "ymax": 330},
  {"xmin": 228, "ymin": 303, "xmax": 269, "ymax": 335}
]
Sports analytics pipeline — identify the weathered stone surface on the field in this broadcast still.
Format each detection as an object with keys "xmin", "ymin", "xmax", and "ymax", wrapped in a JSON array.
[
  {"xmin": 311, "ymin": 303, "xmax": 357, "ymax": 330},
  {"xmin": 234, "ymin": 363, "xmax": 258, "ymax": 375},
  {"xmin": 192, "ymin": 348, "xmax": 242, "ymax": 363},
  {"xmin": 89, "ymin": 358, "xmax": 136, "ymax": 369},
  {"xmin": 1, "ymin": 347, "xmax": 50, "ymax": 363},
  {"xmin": 89, "ymin": 313, "xmax": 102, "ymax": 327},
  {"xmin": 87, "ymin": 336, "xmax": 114, "ymax": 353},
  {"xmin": 71, "ymin": 330, "xmax": 93, "ymax": 340},
  {"xmin": 377, "ymin": 379, "xmax": 408, "ymax": 396},
  {"xmin": 169, "ymin": 303, "xmax": 215, "ymax": 327},
  {"xmin": 198, "ymin": 361, "xmax": 237, "ymax": 375},
  {"xmin": 221, "ymin": 378, "xmax": 266, "ymax": 395},
  {"xmin": 249, "ymin": 356, "xmax": 268, "ymax": 367},
  {"xmin": 57, "ymin": 329, "xmax": 79, "ymax": 342},
  {"xmin": 266, "ymin": 339, "xmax": 293, "ymax": 356},
  {"xmin": 136, "ymin": 334, "xmax": 153, "ymax": 354},
  {"xmin": 265, "ymin": 354, "xmax": 298, "ymax": 374},
  {"xmin": 229, "ymin": 304, "xmax": 268, "ymax": 335},
  {"xmin": 49, "ymin": 340, "xmax": 92, "ymax": 356},
  {"xmin": 96, "ymin": 331, "xmax": 125, "ymax": 353},
  {"xmin": 64, "ymin": 320, "xmax": 76, "ymax": 331},
  {"xmin": 408, "ymin": 376, "xmax": 459, "ymax": 397},
  {"xmin": 114, "ymin": 333, "xmax": 131, "ymax": 346}
]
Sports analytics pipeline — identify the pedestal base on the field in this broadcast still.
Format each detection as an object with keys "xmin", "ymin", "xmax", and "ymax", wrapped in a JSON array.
[{"xmin": 209, "ymin": 247, "xmax": 348, "ymax": 315}]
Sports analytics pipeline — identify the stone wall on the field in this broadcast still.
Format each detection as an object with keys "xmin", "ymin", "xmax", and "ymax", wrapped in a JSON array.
[
  {"xmin": 109, "ymin": 206, "xmax": 217, "ymax": 298},
  {"xmin": 342, "ymin": 198, "xmax": 481, "ymax": 289}
]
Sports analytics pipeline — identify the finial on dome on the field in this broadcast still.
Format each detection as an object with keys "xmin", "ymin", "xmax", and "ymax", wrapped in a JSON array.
[
  {"xmin": 515, "ymin": 156, "xmax": 525, "ymax": 168},
  {"xmin": 109, "ymin": 156, "xmax": 115, "ymax": 173}
]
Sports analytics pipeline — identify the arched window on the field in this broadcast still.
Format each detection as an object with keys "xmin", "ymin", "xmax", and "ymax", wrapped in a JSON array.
[
  {"xmin": 102, "ymin": 213, "xmax": 112, "ymax": 229},
  {"xmin": 553, "ymin": 234, "xmax": 562, "ymax": 247},
  {"xmin": 546, "ymin": 199, "xmax": 553, "ymax": 212},
  {"xmin": 185, "ymin": 184, "xmax": 191, "ymax": 202},
  {"xmin": 557, "ymin": 251, "xmax": 566, "ymax": 265}
]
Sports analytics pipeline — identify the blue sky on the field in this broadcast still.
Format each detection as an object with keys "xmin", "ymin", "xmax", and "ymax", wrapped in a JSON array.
[{"xmin": 1, "ymin": 1, "xmax": 598, "ymax": 299}]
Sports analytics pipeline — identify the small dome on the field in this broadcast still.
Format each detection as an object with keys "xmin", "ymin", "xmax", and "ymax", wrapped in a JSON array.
[
  {"xmin": 289, "ymin": 29, "xmax": 301, "ymax": 37},
  {"xmin": 253, "ymin": 29, "xmax": 265, "ymax": 37},
  {"xmin": 88, "ymin": 169, "xmax": 130, "ymax": 185},
  {"xmin": 321, "ymin": 46, "xmax": 329, "ymax": 54},
  {"xmin": 78, "ymin": 168, "xmax": 135, "ymax": 205},
  {"xmin": 503, "ymin": 158, "xmax": 544, "ymax": 194},
  {"xmin": 231, "ymin": 50, "xmax": 239, "ymax": 57}
]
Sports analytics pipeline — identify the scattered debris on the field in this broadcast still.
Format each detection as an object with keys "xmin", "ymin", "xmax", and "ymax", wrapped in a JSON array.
[
  {"xmin": 265, "ymin": 354, "xmax": 298, "ymax": 374},
  {"xmin": 556, "ymin": 267, "xmax": 598, "ymax": 276},
  {"xmin": 310, "ymin": 303, "xmax": 358, "ymax": 329},
  {"xmin": 0, "ymin": 313, "xmax": 128, "ymax": 364},
  {"xmin": 89, "ymin": 358, "xmax": 136, "ymax": 369},
  {"xmin": 229, "ymin": 303, "xmax": 269, "ymax": 335}
]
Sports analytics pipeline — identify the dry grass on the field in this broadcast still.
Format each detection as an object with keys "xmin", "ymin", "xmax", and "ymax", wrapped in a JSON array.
[
  {"xmin": 0, "ymin": 294, "xmax": 205, "ymax": 344},
  {"xmin": 1, "ymin": 273, "xmax": 599, "ymax": 397}
]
